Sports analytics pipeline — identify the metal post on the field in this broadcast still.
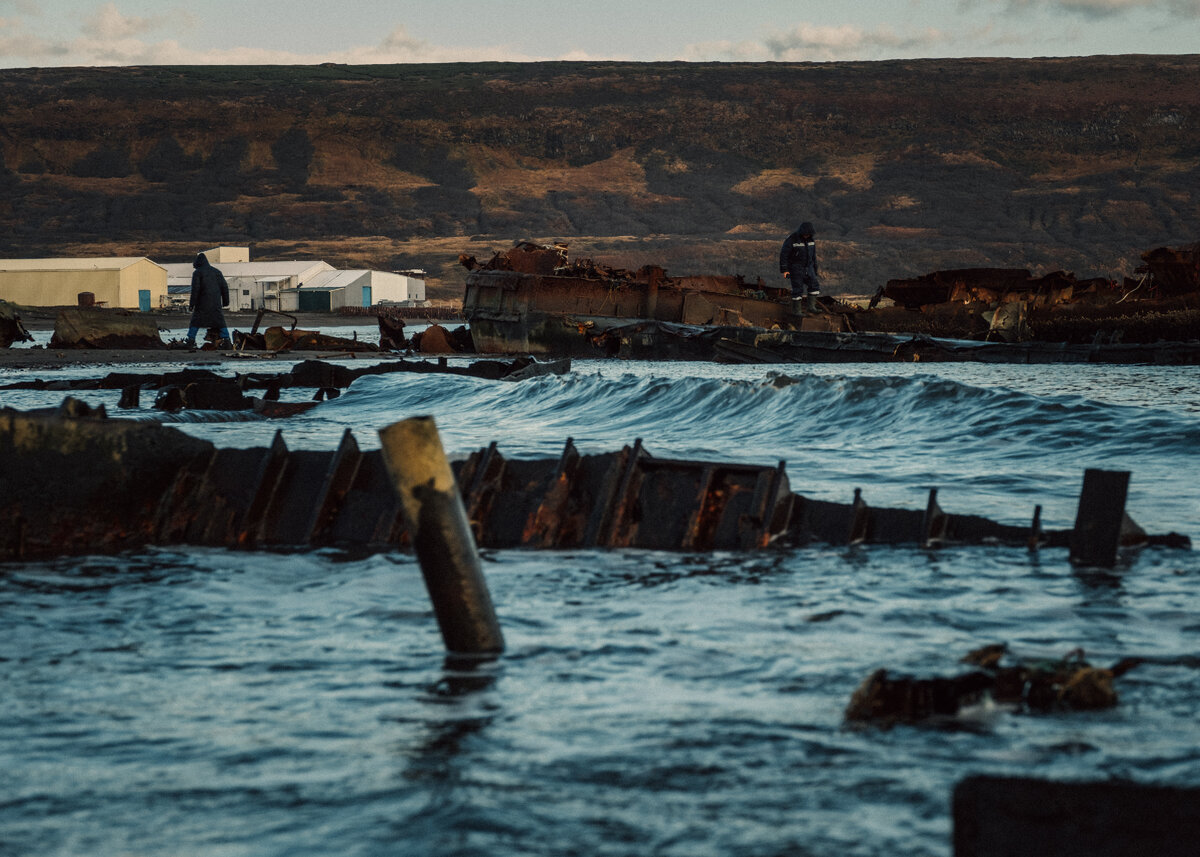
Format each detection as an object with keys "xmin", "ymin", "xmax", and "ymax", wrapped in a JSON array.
[
  {"xmin": 923, "ymin": 487, "xmax": 947, "ymax": 548},
  {"xmin": 849, "ymin": 487, "xmax": 870, "ymax": 544},
  {"xmin": 378, "ymin": 416, "xmax": 505, "ymax": 655},
  {"xmin": 1069, "ymin": 468, "xmax": 1130, "ymax": 568}
]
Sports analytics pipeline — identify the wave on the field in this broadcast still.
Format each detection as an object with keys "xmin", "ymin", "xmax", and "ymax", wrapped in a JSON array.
[
  {"xmin": 323, "ymin": 369, "xmax": 1199, "ymax": 459},
  {"xmin": 136, "ymin": 367, "xmax": 1197, "ymax": 531}
]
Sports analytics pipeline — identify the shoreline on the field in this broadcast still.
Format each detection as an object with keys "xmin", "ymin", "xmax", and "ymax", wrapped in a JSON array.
[
  {"xmin": 0, "ymin": 348, "xmax": 410, "ymax": 370},
  {"xmin": 1, "ymin": 309, "xmax": 467, "ymax": 370},
  {"xmin": 12, "ymin": 308, "xmax": 459, "ymax": 333}
]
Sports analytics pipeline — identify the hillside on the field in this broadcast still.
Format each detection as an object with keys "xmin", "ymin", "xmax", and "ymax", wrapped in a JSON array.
[{"xmin": 1, "ymin": 58, "xmax": 1198, "ymax": 298}]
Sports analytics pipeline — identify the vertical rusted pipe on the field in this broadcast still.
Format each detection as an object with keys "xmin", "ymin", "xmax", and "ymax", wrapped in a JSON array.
[{"xmin": 378, "ymin": 416, "xmax": 505, "ymax": 655}]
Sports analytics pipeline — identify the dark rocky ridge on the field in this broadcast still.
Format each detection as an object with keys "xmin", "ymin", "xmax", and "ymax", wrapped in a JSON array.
[{"xmin": 1, "ymin": 57, "xmax": 1197, "ymax": 298}]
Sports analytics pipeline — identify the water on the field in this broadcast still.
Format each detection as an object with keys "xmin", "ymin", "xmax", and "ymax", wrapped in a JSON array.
[{"xmin": 2, "ymin": 357, "xmax": 1199, "ymax": 856}]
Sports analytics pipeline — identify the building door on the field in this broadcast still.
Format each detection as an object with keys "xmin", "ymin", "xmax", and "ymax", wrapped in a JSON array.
[
  {"xmin": 138, "ymin": 290, "xmax": 151, "ymax": 312},
  {"xmin": 362, "ymin": 286, "xmax": 372, "ymax": 307}
]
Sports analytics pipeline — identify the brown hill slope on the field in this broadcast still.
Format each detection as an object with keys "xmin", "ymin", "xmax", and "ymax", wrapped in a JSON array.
[{"xmin": 1, "ymin": 58, "xmax": 1198, "ymax": 298}]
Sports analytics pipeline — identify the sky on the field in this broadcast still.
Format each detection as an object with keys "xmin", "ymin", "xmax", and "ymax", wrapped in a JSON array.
[{"xmin": 0, "ymin": 0, "xmax": 1197, "ymax": 68}]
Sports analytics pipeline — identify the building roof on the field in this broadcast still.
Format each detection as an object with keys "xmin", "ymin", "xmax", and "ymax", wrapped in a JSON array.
[
  {"xmin": 0, "ymin": 257, "xmax": 164, "ymax": 272},
  {"xmin": 160, "ymin": 260, "xmax": 333, "ymax": 279},
  {"xmin": 304, "ymin": 269, "xmax": 369, "ymax": 290}
]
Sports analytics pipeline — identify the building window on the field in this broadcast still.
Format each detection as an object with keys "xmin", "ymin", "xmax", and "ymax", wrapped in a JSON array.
[{"xmin": 242, "ymin": 290, "xmax": 250, "ymax": 296}]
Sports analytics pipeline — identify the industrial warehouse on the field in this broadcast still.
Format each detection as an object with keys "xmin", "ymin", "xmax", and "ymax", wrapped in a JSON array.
[
  {"xmin": 0, "ymin": 247, "xmax": 426, "ymax": 311},
  {"xmin": 0, "ymin": 256, "xmax": 168, "ymax": 310}
]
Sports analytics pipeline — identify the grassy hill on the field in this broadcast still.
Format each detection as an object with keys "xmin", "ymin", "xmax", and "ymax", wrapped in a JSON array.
[{"xmin": 1, "ymin": 58, "xmax": 1198, "ymax": 298}]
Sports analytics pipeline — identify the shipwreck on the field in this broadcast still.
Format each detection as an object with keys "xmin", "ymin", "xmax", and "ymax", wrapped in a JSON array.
[
  {"xmin": 460, "ymin": 241, "xmax": 838, "ymax": 359},
  {"xmin": 461, "ymin": 241, "xmax": 1200, "ymax": 364},
  {"xmin": 0, "ymin": 401, "xmax": 1187, "ymax": 563}
]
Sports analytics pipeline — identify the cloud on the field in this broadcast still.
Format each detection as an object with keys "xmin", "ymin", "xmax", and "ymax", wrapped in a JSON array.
[
  {"xmin": 768, "ymin": 23, "xmax": 954, "ymax": 59},
  {"xmin": 680, "ymin": 23, "xmax": 962, "ymax": 62},
  {"xmin": 83, "ymin": 2, "xmax": 180, "ymax": 39},
  {"xmin": 0, "ymin": 0, "xmax": 40, "ymax": 14},
  {"xmin": 0, "ymin": 14, "xmax": 551, "ymax": 67},
  {"xmin": 976, "ymin": 0, "xmax": 1200, "ymax": 17},
  {"xmin": 677, "ymin": 38, "xmax": 771, "ymax": 62}
]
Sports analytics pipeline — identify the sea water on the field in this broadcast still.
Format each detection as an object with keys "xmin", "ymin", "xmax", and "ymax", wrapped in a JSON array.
[{"xmin": 1, "ymin": 358, "xmax": 1198, "ymax": 856}]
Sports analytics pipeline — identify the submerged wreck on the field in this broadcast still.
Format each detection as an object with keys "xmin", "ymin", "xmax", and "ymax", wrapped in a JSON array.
[
  {"xmin": 0, "ymin": 403, "xmax": 1187, "ymax": 562},
  {"xmin": 462, "ymin": 241, "xmax": 1200, "ymax": 364}
]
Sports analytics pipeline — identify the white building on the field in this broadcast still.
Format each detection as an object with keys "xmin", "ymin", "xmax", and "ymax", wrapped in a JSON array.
[
  {"xmin": 164, "ymin": 258, "xmax": 335, "ymax": 312},
  {"xmin": 203, "ymin": 246, "xmax": 250, "ymax": 264},
  {"xmin": 165, "ymin": 247, "xmax": 426, "ymax": 313},
  {"xmin": 280, "ymin": 269, "xmax": 427, "ymax": 312}
]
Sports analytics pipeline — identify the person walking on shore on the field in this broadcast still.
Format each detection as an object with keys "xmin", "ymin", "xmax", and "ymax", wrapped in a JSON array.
[
  {"xmin": 779, "ymin": 221, "xmax": 821, "ymax": 315},
  {"xmin": 186, "ymin": 252, "xmax": 231, "ymax": 348}
]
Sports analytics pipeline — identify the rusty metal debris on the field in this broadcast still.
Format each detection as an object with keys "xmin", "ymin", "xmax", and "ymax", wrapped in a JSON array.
[
  {"xmin": 0, "ymin": 301, "xmax": 33, "ymax": 348},
  {"xmin": 0, "ymin": 405, "xmax": 1188, "ymax": 560},
  {"xmin": 409, "ymin": 323, "xmax": 474, "ymax": 354},
  {"xmin": 221, "ymin": 307, "xmax": 474, "ymax": 355},
  {"xmin": 227, "ymin": 318, "xmax": 473, "ymax": 355},
  {"xmin": 377, "ymin": 314, "xmax": 407, "ymax": 350},
  {"xmin": 845, "ymin": 644, "xmax": 1146, "ymax": 726},
  {"xmin": 50, "ymin": 307, "xmax": 165, "ymax": 349},
  {"xmin": 1137, "ymin": 241, "xmax": 1200, "ymax": 297},
  {"xmin": 860, "ymin": 241, "xmax": 1200, "ymax": 345},
  {"xmin": 462, "ymin": 240, "xmax": 1200, "ymax": 361},
  {"xmin": 878, "ymin": 268, "xmax": 1090, "ymax": 312},
  {"xmin": 462, "ymin": 241, "xmax": 823, "ymax": 357}
]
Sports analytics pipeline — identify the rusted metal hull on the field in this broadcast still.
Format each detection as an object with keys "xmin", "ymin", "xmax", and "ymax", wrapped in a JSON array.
[
  {"xmin": 0, "ymin": 404, "xmax": 1187, "ymax": 560},
  {"xmin": 462, "ymin": 242, "xmax": 799, "ymax": 357}
]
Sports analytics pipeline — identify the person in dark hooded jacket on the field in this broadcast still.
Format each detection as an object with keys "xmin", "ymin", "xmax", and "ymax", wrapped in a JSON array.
[
  {"xmin": 779, "ymin": 221, "xmax": 821, "ymax": 314},
  {"xmin": 186, "ymin": 252, "xmax": 231, "ymax": 347}
]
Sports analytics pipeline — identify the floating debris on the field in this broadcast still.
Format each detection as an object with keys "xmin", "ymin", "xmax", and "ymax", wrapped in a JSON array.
[{"xmin": 844, "ymin": 644, "xmax": 1146, "ymax": 727}]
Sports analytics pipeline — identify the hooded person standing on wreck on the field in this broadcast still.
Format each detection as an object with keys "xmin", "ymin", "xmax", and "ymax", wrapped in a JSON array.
[
  {"xmin": 779, "ymin": 221, "xmax": 821, "ymax": 315},
  {"xmin": 186, "ymin": 252, "xmax": 232, "ymax": 348}
]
